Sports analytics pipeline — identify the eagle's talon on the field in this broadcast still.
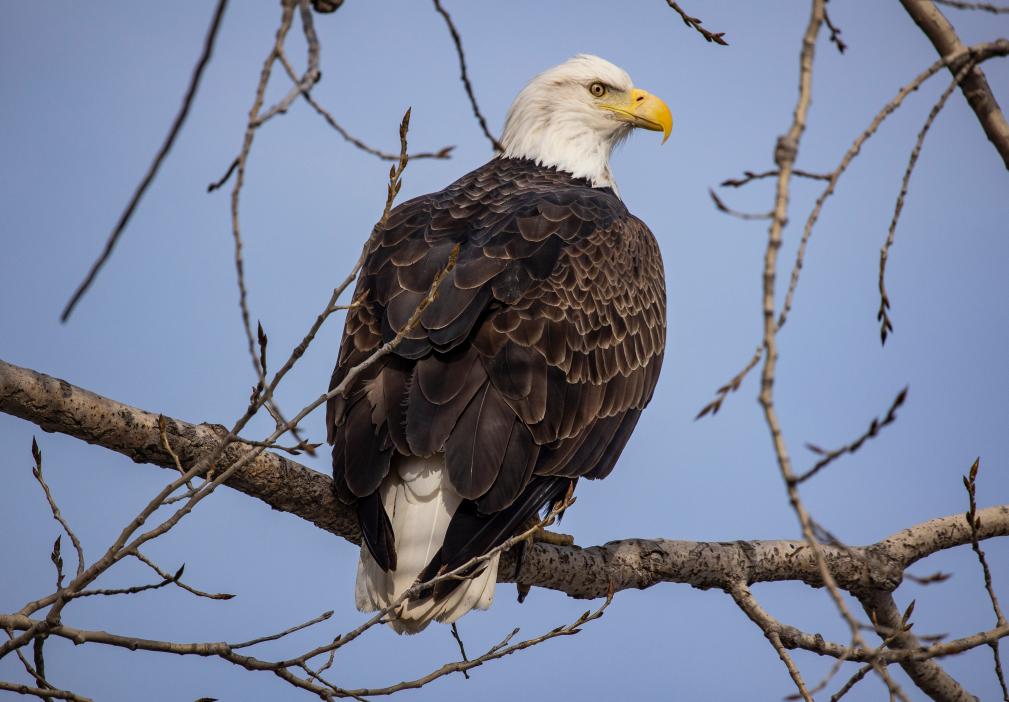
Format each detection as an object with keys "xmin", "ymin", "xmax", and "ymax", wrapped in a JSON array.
[
  {"xmin": 536, "ymin": 528, "xmax": 575, "ymax": 546},
  {"xmin": 527, "ymin": 526, "xmax": 575, "ymax": 547}
]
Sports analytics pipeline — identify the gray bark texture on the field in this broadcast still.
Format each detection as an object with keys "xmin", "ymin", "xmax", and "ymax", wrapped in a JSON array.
[{"xmin": 2, "ymin": 357, "xmax": 1007, "ymax": 599}]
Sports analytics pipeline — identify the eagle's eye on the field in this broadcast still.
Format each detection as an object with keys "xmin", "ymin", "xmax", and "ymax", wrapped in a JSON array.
[{"xmin": 588, "ymin": 82, "xmax": 606, "ymax": 98}]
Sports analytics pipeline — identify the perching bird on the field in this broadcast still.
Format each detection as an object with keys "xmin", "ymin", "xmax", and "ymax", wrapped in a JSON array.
[{"xmin": 327, "ymin": 54, "xmax": 669, "ymax": 633}]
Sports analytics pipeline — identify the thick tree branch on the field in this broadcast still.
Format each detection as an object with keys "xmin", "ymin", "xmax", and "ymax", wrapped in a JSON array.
[
  {"xmin": 860, "ymin": 590, "xmax": 978, "ymax": 701},
  {"xmin": 900, "ymin": 0, "xmax": 1009, "ymax": 169},
  {"xmin": 0, "ymin": 358, "xmax": 358, "ymax": 541},
  {"xmin": 2, "ymin": 358, "xmax": 1008, "ymax": 603}
]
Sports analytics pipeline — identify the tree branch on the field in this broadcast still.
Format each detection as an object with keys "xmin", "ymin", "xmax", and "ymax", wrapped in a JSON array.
[
  {"xmin": 859, "ymin": 590, "xmax": 978, "ymax": 701},
  {"xmin": 3, "ymin": 358, "xmax": 1008, "ymax": 602},
  {"xmin": 900, "ymin": 0, "xmax": 1009, "ymax": 169},
  {"xmin": 60, "ymin": 0, "xmax": 229, "ymax": 322},
  {"xmin": 0, "ymin": 358, "xmax": 359, "ymax": 541}
]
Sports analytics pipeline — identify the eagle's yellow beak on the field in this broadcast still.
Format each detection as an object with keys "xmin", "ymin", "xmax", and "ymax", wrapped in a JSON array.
[{"xmin": 601, "ymin": 88, "xmax": 673, "ymax": 144}]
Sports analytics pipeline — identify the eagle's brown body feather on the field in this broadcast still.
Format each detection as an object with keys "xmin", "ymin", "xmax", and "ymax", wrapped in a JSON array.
[{"xmin": 327, "ymin": 156, "xmax": 666, "ymax": 609}]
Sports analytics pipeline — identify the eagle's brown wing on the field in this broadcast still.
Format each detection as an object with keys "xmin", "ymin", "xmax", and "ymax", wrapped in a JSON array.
[{"xmin": 327, "ymin": 157, "xmax": 665, "ymax": 575}]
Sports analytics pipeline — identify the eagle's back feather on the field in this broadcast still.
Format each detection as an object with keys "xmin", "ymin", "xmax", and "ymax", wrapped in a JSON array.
[{"xmin": 329, "ymin": 157, "xmax": 666, "ymax": 631}]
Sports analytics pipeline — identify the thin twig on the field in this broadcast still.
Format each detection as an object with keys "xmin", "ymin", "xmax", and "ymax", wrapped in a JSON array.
[
  {"xmin": 228, "ymin": 0, "xmax": 302, "ymax": 455},
  {"xmin": 702, "ymin": 40, "xmax": 1009, "ymax": 421},
  {"xmin": 878, "ymin": 65, "xmax": 971, "ymax": 345},
  {"xmin": 31, "ymin": 637, "xmax": 51, "ymax": 702},
  {"xmin": 789, "ymin": 656, "xmax": 846, "ymax": 700},
  {"xmin": 60, "ymin": 0, "xmax": 228, "ymax": 322},
  {"xmin": 0, "ymin": 681, "xmax": 92, "ymax": 702},
  {"xmin": 0, "ymin": 593, "xmax": 612, "ymax": 701},
  {"xmin": 755, "ymin": 4, "xmax": 907, "ymax": 699},
  {"xmin": 132, "ymin": 551, "xmax": 234, "ymax": 601},
  {"xmin": 730, "ymin": 583, "xmax": 813, "ymax": 702},
  {"xmin": 276, "ymin": 46, "xmax": 454, "ymax": 163},
  {"xmin": 795, "ymin": 386, "xmax": 908, "ymax": 484},
  {"xmin": 900, "ymin": 0, "xmax": 1009, "ymax": 169},
  {"xmin": 450, "ymin": 623, "xmax": 471, "ymax": 679},
  {"xmin": 720, "ymin": 169, "xmax": 831, "ymax": 188},
  {"xmin": 935, "ymin": 0, "xmax": 1009, "ymax": 10},
  {"xmin": 964, "ymin": 458, "xmax": 1009, "ymax": 699},
  {"xmin": 207, "ymin": 157, "xmax": 239, "ymax": 193},
  {"xmin": 30, "ymin": 439, "xmax": 85, "ymax": 577},
  {"xmin": 708, "ymin": 188, "xmax": 773, "ymax": 220},
  {"xmin": 831, "ymin": 664, "xmax": 872, "ymax": 701},
  {"xmin": 824, "ymin": 2, "xmax": 848, "ymax": 54},
  {"xmin": 231, "ymin": 611, "xmax": 334, "ymax": 650},
  {"xmin": 695, "ymin": 346, "xmax": 762, "ymax": 419},
  {"xmin": 664, "ymin": 1, "xmax": 729, "ymax": 45},
  {"xmin": 431, "ymin": 0, "xmax": 502, "ymax": 151}
]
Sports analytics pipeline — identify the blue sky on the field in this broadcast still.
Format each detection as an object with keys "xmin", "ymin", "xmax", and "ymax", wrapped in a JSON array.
[{"xmin": 2, "ymin": 2, "xmax": 1008, "ymax": 700}]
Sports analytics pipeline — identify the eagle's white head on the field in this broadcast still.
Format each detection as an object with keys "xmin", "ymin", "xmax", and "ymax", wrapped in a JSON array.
[{"xmin": 500, "ymin": 54, "xmax": 672, "ymax": 191}]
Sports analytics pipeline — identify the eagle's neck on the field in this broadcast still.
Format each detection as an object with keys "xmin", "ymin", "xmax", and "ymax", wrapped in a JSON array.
[{"xmin": 500, "ymin": 109, "xmax": 626, "ymax": 193}]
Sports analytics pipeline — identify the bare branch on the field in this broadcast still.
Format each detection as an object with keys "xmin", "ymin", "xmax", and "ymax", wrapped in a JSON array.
[
  {"xmin": 858, "ymin": 590, "xmax": 979, "ymax": 701},
  {"xmin": 900, "ymin": 0, "xmax": 1009, "ymax": 169},
  {"xmin": 449, "ymin": 623, "xmax": 471, "ymax": 680},
  {"xmin": 703, "ymin": 39, "xmax": 1009, "ymax": 419},
  {"xmin": 795, "ymin": 386, "xmax": 908, "ymax": 484},
  {"xmin": 730, "ymin": 583, "xmax": 813, "ymax": 702},
  {"xmin": 4, "ymin": 357, "xmax": 1009, "ymax": 602},
  {"xmin": 878, "ymin": 66, "xmax": 971, "ymax": 345},
  {"xmin": 830, "ymin": 664, "xmax": 871, "ymax": 701},
  {"xmin": 60, "ymin": 0, "xmax": 229, "ymax": 322},
  {"xmin": 132, "ymin": 551, "xmax": 235, "ymax": 601},
  {"xmin": 824, "ymin": 2, "xmax": 848, "ymax": 54},
  {"xmin": 275, "ymin": 47, "xmax": 453, "ymax": 162},
  {"xmin": 229, "ymin": 0, "xmax": 297, "ymax": 433},
  {"xmin": 431, "ymin": 0, "xmax": 503, "ymax": 151},
  {"xmin": 30, "ymin": 439, "xmax": 84, "ymax": 577},
  {"xmin": 964, "ymin": 459, "xmax": 1009, "ymax": 699},
  {"xmin": 756, "ymin": 4, "xmax": 908, "ymax": 698},
  {"xmin": 0, "ymin": 594, "xmax": 611, "ymax": 701},
  {"xmin": 935, "ymin": 0, "xmax": 1009, "ymax": 15},
  {"xmin": 231, "ymin": 611, "xmax": 334, "ymax": 650},
  {"xmin": 0, "ymin": 681, "xmax": 92, "ymax": 702},
  {"xmin": 708, "ymin": 188, "xmax": 773, "ymax": 220},
  {"xmin": 695, "ymin": 345, "xmax": 762, "ymax": 419},
  {"xmin": 720, "ymin": 169, "xmax": 831, "ymax": 188},
  {"xmin": 781, "ymin": 40, "xmax": 1009, "ymax": 339},
  {"xmin": 664, "ymin": 1, "xmax": 728, "ymax": 45}
]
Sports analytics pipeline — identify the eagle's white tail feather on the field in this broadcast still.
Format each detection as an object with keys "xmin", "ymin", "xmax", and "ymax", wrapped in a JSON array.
[{"xmin": 354, "ymin": 454, "xmax": 499, "ymax": 634}]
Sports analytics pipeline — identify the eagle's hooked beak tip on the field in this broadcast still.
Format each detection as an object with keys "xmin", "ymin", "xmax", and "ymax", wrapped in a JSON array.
[{"xmin": 631, "ymin": 88, "xmax": 673, "ymax": 144}]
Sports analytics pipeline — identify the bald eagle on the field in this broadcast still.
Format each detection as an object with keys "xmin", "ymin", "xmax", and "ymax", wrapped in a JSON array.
[{"xmin": 327, "ymin": 55, "xmax": 669, "ymax": 633}]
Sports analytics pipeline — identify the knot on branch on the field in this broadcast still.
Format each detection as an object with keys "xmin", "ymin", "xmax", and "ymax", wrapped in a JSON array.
[{"xmin": 774, "ymin": 135, "xmax": 798, "ymax": 167}]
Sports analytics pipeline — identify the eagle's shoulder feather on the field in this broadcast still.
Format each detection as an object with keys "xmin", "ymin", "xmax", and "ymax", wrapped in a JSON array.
[{"xmin": 329, "ymin": 157, "xmax": 665, "ymax": 572}]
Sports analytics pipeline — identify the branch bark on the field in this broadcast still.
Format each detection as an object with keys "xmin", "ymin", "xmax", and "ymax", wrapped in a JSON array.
[
  {"xmin": 2, "ymin": 358, "xmax": 1008, "ymax": 601},
  {"xmin": 0, "ymin": 358, "xmax": 358, "ymax": 541},
  {"xmin": 900, "ymin": 0, "xmax": 1009, "ymax": 169},
  {"xmin": 859, "ymin": 590, "xmax": 978, "ymax": 701}
]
